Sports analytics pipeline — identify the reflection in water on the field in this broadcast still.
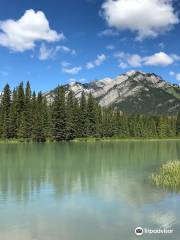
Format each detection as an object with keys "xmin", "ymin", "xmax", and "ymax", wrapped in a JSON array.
[{"xmin": 0, "ymin": 141, "xmax": 180, "ymax": 240}]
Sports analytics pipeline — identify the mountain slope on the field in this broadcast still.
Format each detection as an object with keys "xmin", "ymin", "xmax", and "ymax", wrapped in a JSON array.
[{"xmin": 47, "ymin": 70, "xmax": 180, "ymax": 115}]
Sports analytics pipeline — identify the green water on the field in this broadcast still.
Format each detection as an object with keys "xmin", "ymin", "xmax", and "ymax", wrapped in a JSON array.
[{"xmin": 0, "ymin": 141, "xmax": 180, "ymax": 240}]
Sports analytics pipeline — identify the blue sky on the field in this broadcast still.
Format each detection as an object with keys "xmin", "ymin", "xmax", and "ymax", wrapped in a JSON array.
[{"xmin": 0, "ymin": 0, "xmax": 180, "ymax": 92}]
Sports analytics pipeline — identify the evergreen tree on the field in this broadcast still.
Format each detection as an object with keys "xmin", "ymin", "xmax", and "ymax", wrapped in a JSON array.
[
  {"xmin": 9, "ymin": 89, "xmax": 18, "ymax": 138},
  {"xmin": 86, "ymin": 93, "xmax": 97, "ymax": 137},
  {"xmin": 78, "ymin": 91, "xmax": 87, "ymax": 137},
  {"xmin": 158, "ymin": 116, "xmax": 168, "ymax": 138},
  {"xmin": 176, "ymin": 110, "xmax": 180, "ymax": 136},
  {"xmin": 42, "ymin": 97, "xmax": 51, "ymax": 139},
  {"xmin": 66, "ymin": 90, "xmax": 76, "ymax": 140},
  {"xmin": 24, "ymin": 82, "xmax": 32, "ymax": 138},
  {"xmin": 18, "ymin": 82, "xmax": 32, "ymax": 140},
  {"xmin": 0, "ymin": 84, "xmax": 11, "ymax": 138},
  {"xmin": 51, "ymin": 86, "xmax": 66, "ymax": 141},
  {"xmin": 16, "ymin": 82, "xmax": 25, "ymax": 133},
  {"xmin": 32, "ymin": 92, "xmax": 46, "ymax": 142}
]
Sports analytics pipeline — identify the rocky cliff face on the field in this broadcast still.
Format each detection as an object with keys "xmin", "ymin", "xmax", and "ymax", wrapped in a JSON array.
[{"xmin": 46, "ymin": 70, "xmax": 180, "ymax": 115}]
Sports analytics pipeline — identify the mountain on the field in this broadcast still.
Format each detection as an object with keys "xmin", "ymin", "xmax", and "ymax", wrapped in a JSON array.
[{"xmin": 46, "ymin": 71, "xmax": 180, "ymax": 115}]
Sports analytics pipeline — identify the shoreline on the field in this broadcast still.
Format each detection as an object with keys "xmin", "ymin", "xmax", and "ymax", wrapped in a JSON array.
[{"xmin": 0, "ymin": 137, "xmax": 180, "ymax": 144}]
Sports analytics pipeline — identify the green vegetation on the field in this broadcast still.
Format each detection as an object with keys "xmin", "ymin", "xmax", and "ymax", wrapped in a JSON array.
[
  {"xmin": 152, "ymin": 161, "xmax": 180, "ymax": 192},
  {"xmin": 0, "ymin": 82, "xmax": 180, "ymax": 142}
]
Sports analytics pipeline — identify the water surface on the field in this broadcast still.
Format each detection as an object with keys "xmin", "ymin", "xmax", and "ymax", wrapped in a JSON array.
[{"xmin": 0, "ymin": 140, "xmax": 180, "ymax": 240}]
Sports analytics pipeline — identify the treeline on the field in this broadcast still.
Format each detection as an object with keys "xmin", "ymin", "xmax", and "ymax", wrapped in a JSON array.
[{"xmin": 0, "ymin": 82, "xmax": 180, "ymax": 142}]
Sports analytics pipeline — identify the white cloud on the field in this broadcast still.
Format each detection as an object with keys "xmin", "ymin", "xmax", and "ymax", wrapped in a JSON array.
[
  {"xmin": 169, "ymin": 71, "xmax": 175, "ymax": 76},
  {"xmin": 106, "ymin": 44, "xmax": 115, "ymax": 50},
  {"xmin": 118, "ymin": 62, "xmax": 128, "ymax": 69},
  {"xmin": 39, "ymin": 43, "xmax": 76, "ymax": 60},
  {"xmin": 116, "ymin": 51, "xmax": 178, "ymax": 68},
  {"xmin": 101, "ymin": 0, "xmax": 179, "ymax": 40},
  {"xmin": 98, "ymin": 29, "xmax": 119, "ymax": 37},
  {"xmin": 170, "ymin": 71, "xmax": 180, "ymax": 81},
  {"xmin": 86, "ymin": 54, "xmax": 107, "ymax": 69},
  {"xmin": 95, "ymin": 54, "xmax": 106, "ymax": 66},
  {"xmin": 62, "ymin": 66, "xmax": 82, "ymax": 75},
  {"xmin": 144, "ymin": 52, "xmax": 174, "ymax": 66},
  {"xmin": 86, "ymin": 62, "xmax": 95, "ymax": 69},
  {"xmin": 0, "ymin": 9, "xmax": 64, "ymax": 52},
  {"xmin": 115, "ymin": 52, "xmax": 142, "ymax": 67},
  {"xmin": 127, "ymin": 54, "xmax": 142, "ymax": 67},
  {"xmin": 61, "ymin": 61, "xmax": 71, "ymax": 68},
  {"xmin": 176, "ymin": 73, "xmax": 180, "ymax": 81},
  {"xmin": 39, "ymin": 43, "xmax": 53, "ymax": 60},
  {"xmin": 171, "ymin": 54, "xmax": 180, "ymax": 61},
  {"xmin": 56, "ymin": 46, "xmax": 76, "ymax": 55}
]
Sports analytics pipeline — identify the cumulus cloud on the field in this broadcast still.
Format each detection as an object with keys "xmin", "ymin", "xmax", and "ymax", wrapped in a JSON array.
[
  {"xmin": 144, "ymin": 52, "xmax": 174, "ymax": 66},
  {"xmin": 127, "ymin": 54, "xmax": 142, "ymax": 67},
  {"xmin": 115, "ymin": 52, "xmax": 142, "ymax": 67},
  {"xmin": 39, "ymin": 43, "xmax": 76, "ymax": 60},
  {"xmin": 0, "ymin": 9, "xmax": 64, "ymax": 52},
  {"xmin": 116, "ymin": 51, "xmax": 179, "ymax": 68},
  {"xmin": 62, "ymin": 65, "xmax": 82, "ymax": 74},
  {"xmin": 86, "ymin": 54, "xmax": 107, "ymax": 69},
  {"xmin": 101, "ymin": 0, "xmax": 179, "ymax": 40}
]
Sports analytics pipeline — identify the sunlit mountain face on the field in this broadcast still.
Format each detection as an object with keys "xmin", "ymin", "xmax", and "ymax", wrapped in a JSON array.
[{"xmin": 45, "ymin": 71, "xmax": 180, "ymax": 115}]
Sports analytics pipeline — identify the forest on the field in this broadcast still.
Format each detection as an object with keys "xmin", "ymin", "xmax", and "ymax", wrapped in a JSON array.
[{"xmin": 0, "ymin": 82, "xmax": 180, "ymax": 142}]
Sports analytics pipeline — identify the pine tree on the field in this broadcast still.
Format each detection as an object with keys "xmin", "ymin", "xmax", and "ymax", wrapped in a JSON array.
[
  {"xmin": 176, "ymin": 110, "xmax": 180, "ymax": 136},
  {"xmin": 78, "ymin": 91, "xmax": 87, "ymax": 137},
  {"xmin": 32, "ymin": 92, "xmax": 46, "ymax": 142},
  {"xmin": 9, "ymin": 89, "xmax": 18, "ymax": 138},
  {"xmin": 18, "ymin": 82, "xmax": 32, "ymax": 140},
  {"xmin": 0, "ymin": 84, "xmax": 11, "ymax": 138},
  {"xmin": 16, "ymin": 82, "xmax": 25, "ymax": 133},
  {"xmin": 51, "ymin": 86, "xmax": 66, "ymax": 141},
  {"xmin": 73, "ymin": 97, "xmax": 81, "ymax": 138},
  {"xmin": 66, "ymin": 90, "xmax": 76, "ymax": 140},
  {"xmin": 158, "ymin": 116, "xmax": 168, "ymax": 138},
  {"xmin": 23, "ymin": 82, "xmax": 32, "ymax": 139},
  {"xmin": 86, "ymin": 93, "xmax": 97, "ymax": 137},
  {"xmin": 42, "ymin": 97, "xmax": 51, "ymax": 139}
]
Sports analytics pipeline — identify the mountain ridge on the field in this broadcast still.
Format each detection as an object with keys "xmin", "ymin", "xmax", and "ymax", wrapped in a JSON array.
[{"xmin": 46, "ymin": 70, "xmax": 180, "ymax": 115}]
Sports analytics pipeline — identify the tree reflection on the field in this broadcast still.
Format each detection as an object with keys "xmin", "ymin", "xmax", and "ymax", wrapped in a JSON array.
[{"xmin": 0, "ymin": 140, "xmax": 179, "ymax": 205}]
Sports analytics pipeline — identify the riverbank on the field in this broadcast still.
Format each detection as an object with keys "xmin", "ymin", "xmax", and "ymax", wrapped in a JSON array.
[
  {"xmin": 0, "ymin": 137, "xmax": 180, "ymax": 144},
  {"xmin": 72, "ymin": 136, "xmax": 180, "ymax": 142}
]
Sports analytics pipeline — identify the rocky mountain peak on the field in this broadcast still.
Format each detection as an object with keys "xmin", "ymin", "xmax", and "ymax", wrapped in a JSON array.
[{"xmin": 45, "ymin": 71, "xmax": 180, "ymax": 115}]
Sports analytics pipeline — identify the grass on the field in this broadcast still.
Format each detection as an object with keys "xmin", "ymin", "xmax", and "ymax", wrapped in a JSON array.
[{"xmin": 151, "ymin": 161, "xmax": 180, "ymax": 192}]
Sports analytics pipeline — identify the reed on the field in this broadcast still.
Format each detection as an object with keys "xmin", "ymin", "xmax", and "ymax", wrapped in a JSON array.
[{"xmin": 152, "ymin": 161, "xmax": 180, "ymax": 192}]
